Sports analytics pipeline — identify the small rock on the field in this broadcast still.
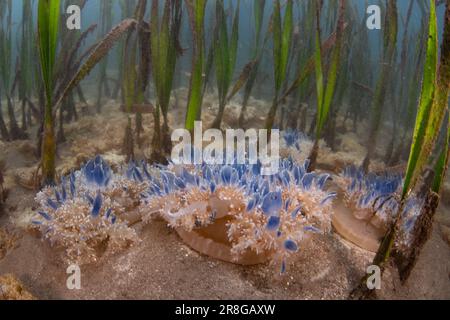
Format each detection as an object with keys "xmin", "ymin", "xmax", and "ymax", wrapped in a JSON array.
[{"xmin": 0, "ymin": 274, "xmax": 36, "ymax": 300}]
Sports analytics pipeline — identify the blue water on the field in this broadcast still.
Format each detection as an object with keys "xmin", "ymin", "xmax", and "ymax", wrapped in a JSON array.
[
  {"xmin": 8, "ymin": 1, "xmax": 446, "ymax": 53},
  {"xmin": 5, "ymin": 0, "xmax": 449, "ymax": 98}
]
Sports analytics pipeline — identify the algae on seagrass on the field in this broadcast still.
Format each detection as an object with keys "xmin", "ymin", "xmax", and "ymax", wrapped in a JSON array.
[{"xmin": 430, "ymin": 0, "xmax": 450, "ymax": 194}]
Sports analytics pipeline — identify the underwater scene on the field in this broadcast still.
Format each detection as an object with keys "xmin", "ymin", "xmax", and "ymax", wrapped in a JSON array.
[{"xmin": 0, "ymin": 0, "xmax": 449, "ymax": 302}]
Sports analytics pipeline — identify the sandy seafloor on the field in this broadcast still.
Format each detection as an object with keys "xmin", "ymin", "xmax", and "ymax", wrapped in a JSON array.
[{"xmin": 0, "ymin": 92, "xmax": 449, "ymax": 300}]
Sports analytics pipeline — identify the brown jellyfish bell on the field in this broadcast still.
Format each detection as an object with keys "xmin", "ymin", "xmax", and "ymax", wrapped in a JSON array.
[
  {"xmin": 172, "ymin": 193, "xmax": 273, "ymax": 266},
  {"xmin": 331, "ymin": 169, "xmax": 402, "ymax": 253},
  {"xmin": 331, "ymin": 196, "xmax": 384, "ymax": 253}
]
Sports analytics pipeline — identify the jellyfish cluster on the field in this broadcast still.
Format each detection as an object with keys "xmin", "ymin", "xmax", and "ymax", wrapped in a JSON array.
[
  {"xmin": 31, "ymin": 132, "xmax": 426, "ymax": 270},
  {"xmin": 280, "ymin": 129, "xmax": 314, "ymax": 165},
  {"xmin": 32, "ymin": 150, "xmax": 336, "ymax": 271},
  {"xmin": 282, "ymin": 129, "xmax": 310, "ymax": 150},
  {"xmin": 335, "ymin": 165, "xmax": 404, "ymax": 230},
  {"xmin": 138, "ymin": 158, "xmax": 336, "ymax": 272},
  {"xmin": 336, "ymin": 165, "xmax": 425, "ymax": 248},
  {"xmin": 33, "ymin": 156, "xmax": 145, "ymax": 264}
]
